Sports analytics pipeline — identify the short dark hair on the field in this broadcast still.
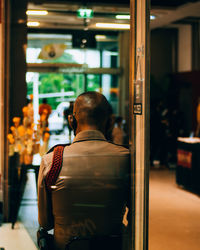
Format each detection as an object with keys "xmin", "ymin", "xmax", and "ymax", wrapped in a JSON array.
[
  {"xmin": 115, "ymin": 116, "xmax": 123, "ymax": 124},
  {"xmin": 76, "ymin": 91, "xmax": 112, "ymax": 128},
  {"xmin": 42, "ymin": 98, "xmax": 47, "ymax": 104}
]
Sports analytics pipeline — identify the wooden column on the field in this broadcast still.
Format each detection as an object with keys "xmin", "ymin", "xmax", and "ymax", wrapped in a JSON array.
[
  {"xmin": 1, "ymin": 0, "xmax": 10, "ymax": 222},
  {"xmin": 9, "ymin": 0, "xmax": 27, "ymax": 120},
  {"xmin": 2, "ymin": 0, "xmax": 27, "ymax": 221},
  {"xmin": 0, "ymin": 0, "xmax": 4, "ymax": 214},
  {"xmin": 129, "ymin": 0, "xmax": 150, "ymax": 249}
]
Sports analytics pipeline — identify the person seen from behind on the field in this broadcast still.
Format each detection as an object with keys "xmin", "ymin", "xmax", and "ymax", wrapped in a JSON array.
[
  {"xmin": 39, "ymin": 98, "xmax": 52, "ymax": 127},
  {"xmin": 37, "ymin": 91, "xmax": 130, "ymax": 250},
  {"xmin": 63, "ymin": 101, "xmax": 74, "ymax": 142},
  {"xmin": 112, "ymin": 116, "xmax": 125, "ymax": 145}
]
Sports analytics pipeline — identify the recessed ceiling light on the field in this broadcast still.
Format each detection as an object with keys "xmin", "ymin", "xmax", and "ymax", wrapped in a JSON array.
[
  {"xmin": 26, "ymin": 10, "xmax": 48, "ymax": 16},
  {"xmin": 95, "ymin": 35, "xmax": 107, "ymax": 40},
  {"xmin": 150, "ymin": 15, "xmax": 156, "ymax": 20},
  {"xmin": 96, "ymin": 23, "xmax": 130, "ymax": 30},
  {"xmin": 27, "ymin": 21, "xmax": 40, "ymax": 27},
  {"xmin": 116, "ymin": 14, "xmax": 156, "ymax": 21},
  {"xmin": 116, "ymin": 15, "xmax": 130, "ymax": 20}
]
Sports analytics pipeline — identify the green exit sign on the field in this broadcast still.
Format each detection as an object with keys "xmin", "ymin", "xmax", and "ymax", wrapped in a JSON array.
[{"xmin": 77, "ymin": 8, "xmax": 94, "ymax": 18}]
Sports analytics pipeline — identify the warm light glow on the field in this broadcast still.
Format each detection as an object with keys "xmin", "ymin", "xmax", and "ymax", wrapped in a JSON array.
[
  {"xmin": 116, "ymin": 15, "xmax": 130, "ymax": 20},
  {"xmin": 96, "ymin": 23, "xmax": 130, "ymax": 30},
  {"xmin": 27, "ymin": 21, "xmax": 40, "ymax": 27},
  {"xmin": 116, "ymin": 14, "xmax": 156, "ymax": 20},
  {"xmin": 150, "ymin": 15, "xmax": 156, "ymax": 20},
  {"xmin": 26, "ymin": 10, "xmax": 48, "ymax": 16},
  {"xmin": 105, "ymin": 51, "xmax": 118, "ymax": 56},
  {"xmin": 95, "ymin": 35, "xmax": 107, "ymax": 40}
]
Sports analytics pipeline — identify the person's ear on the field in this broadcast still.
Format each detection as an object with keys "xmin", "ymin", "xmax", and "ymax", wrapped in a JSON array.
[
  {"xmin": 68, "ymin": 114, "xmax": 77, "ymax": 131},
  {"xmin": 68, "ymin": 114, "xmax": 74, "ymax": 130}
]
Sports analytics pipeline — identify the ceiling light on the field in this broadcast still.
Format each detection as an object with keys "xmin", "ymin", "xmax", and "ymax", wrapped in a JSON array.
[
  {"xmin": 116, "ymin": 14, "xmax": 156, "ymax": 20},
  {"xmin": 116, "ymin": 15, "xmax": 130, "ymax": 20},
  {"xmin": 150, "ymin": 15, "xmax": 156, "ymax": 20},
  {"xmin": 27, "ymin": 21, "xmax": 40, "ymax": 27},
  {"xmin": 95, "ymin": 35, "xmax": 107, "ymax": 40},
  {"xmin": 26, "ymin": 10, "xmax": 48, "ymax": 16},
  {"xmin": 105, "ymin": 51, "xmax": 118, "ymax": 56},
  {"xmin": 96, "ymin": 23, "xmax": 130, "ymax": 30}
]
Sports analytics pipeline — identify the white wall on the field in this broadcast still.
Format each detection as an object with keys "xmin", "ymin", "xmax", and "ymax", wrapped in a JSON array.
[{"xmin": 178, "ymin": 25, "xmax": 192, "ymax": 72}]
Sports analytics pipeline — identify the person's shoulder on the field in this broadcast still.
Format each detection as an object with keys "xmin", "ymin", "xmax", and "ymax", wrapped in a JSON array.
[
  {"xmin": 42, "ymin": 151, "xmax": 53, "ymax": 165},
  {"xmin": 106, "ymin": 141, "xmax": 130, "ymax": 155},
  {"xmin": 40, "ymin": 152, "xmax": 53, "ymax": 177},
  {"xmin": 42, "ymin": 144, "xmax": 70, "ymax": 166},
  {"xmin": 46, "ymin": 143, "xmax": 70, "ymax": 154}
]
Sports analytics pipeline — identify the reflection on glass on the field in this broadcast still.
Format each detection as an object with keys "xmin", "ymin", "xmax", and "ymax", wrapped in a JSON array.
[{"xmin": 27, "ymin": 33, "xmax": 118, "ymax": 68}]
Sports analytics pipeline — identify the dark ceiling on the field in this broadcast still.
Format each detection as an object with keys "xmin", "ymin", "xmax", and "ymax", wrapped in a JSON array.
[
  {"xmin": 28, "ymin": 0, "xmax": 200, "ymax": 31},
  {"xmin": 31, "ymin": 0, "xmax": 200, "ymax": 8},
  {"xmin": 151, "ymin": 0, "xmax": 199, "ymax": 7}
]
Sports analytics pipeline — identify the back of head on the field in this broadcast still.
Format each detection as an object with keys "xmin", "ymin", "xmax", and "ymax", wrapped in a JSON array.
[
  {"xmin": 115, "ymin": 116, "xmax": 123, "ymax": 124},
  {"xmin": 43, "ymin": 98, "xmax": 47, "ymax": 104},
  {"xmin": 74, "ymin": 91, "xmax": 112, "ymax": 132}
]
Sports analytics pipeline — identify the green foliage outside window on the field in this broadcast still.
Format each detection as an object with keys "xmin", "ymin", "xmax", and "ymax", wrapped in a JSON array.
[
  {"xmin": 27, "ymin": 52, "xmax": 106, "ymax": 110},
  {"xmin": 86, "ymin": 74, "xmax": 100, "ymax": 92},
  {"xmin": 27, "ymin": 81, "xmax": 33, "ymax": 97},
  {"xmin": 38, "ymin": 73, "xmax": 85, "ymax": 109},
  {"xmin": 27, "ymin": 73, "xmax": 101, "ymax": 110}
]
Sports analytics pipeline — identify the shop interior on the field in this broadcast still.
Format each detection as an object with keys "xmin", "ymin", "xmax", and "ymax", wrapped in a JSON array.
[{"xmin": 1, "ymin": 0, "xmax": 200, "ymax": 250}]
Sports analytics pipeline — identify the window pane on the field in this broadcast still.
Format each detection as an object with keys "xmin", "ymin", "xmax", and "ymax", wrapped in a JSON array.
[
  {"xmin": 102, "ymin": 74, "xmax": 119, "ymax": 114},
  {"xmin": 27, "ymin": 33, "xmax": 118, "ymax": 68},
  {"xmin": 86, "ymin": 74, "xmax": 100, "ymax": 92}
]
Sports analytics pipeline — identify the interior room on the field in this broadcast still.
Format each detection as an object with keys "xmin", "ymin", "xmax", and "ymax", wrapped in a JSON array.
[{"xmin": 0, "ymin": 0, "xmax": 200, "ymax": 250}]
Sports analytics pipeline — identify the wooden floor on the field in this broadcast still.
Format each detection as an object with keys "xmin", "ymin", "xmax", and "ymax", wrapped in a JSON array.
[{"xmin": 149, "ymin": 169, "xmax": 200, "ymax": 250}]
